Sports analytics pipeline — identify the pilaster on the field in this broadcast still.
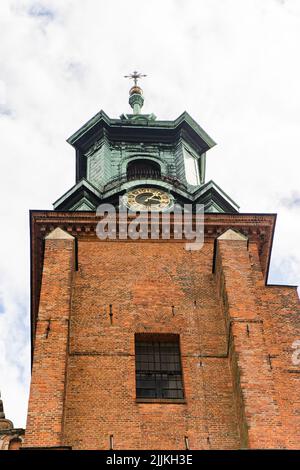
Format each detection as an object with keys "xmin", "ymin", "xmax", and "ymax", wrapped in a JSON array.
[
  {"xmin": 24, "ymin": 228, "xmax": 74, "ymax": 448},
  {"xmin": 215, "ymin": 229, "xmax": 283, "ymax": 448}
]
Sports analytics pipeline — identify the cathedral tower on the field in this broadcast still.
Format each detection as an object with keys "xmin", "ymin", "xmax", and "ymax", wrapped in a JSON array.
[{"xmin": 24, "ymin": 75, "xmax": 300, "ymax": 450}]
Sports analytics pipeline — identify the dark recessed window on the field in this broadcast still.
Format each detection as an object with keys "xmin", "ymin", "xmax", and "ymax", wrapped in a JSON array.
[
  {"xmin": 135, "ymin": 334, "xmax": 184, "ymax": 399},
  {"xmin": 127, "ymin": 159, "xmax": 161, "ymax": 181}
]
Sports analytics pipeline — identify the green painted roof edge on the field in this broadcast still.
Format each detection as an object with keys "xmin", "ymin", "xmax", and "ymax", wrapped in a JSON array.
[
  {"xmin": 193, "ymin": 180, "xmax": 240, "ymax": 210},
  {"xmin": 53, "ymin": 178, "xmax": 102, "ymax": 209},
  {"xmin": 66, "ymin": 109, "xmax": 216, "ymax": 149},
  {"xmin": 67, "ymin": 110, "xmax": 111, "ymax": 146},
  {"xmin": 174, "ymin": 111, "xmax": 216, "ymax": 148}
]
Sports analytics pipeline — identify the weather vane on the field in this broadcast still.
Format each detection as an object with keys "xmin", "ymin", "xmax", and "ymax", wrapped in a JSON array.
[{"xmin": 124, "ymin": 70, "xmax": 147, "ymax": 87}]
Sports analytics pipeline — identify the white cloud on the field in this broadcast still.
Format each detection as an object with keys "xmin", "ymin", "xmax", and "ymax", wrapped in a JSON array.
[{"xmin": 0, "ymin": 0, "xmax": 299, "ymax": 427}]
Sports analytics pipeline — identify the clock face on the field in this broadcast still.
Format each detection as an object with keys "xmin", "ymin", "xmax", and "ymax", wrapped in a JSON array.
[{"xmin": 122, "ymin": 187, "xmax": 173, "ymax": 211}]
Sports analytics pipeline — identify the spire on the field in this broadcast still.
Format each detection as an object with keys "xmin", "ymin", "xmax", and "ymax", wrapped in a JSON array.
[{"xmin": 124, "ymin": 70, "xmax": 147, "ymax": 114}]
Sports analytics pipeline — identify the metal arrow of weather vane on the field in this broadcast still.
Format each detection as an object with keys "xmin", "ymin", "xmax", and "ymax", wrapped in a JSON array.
[{"xmin": 124, "ymin": 71, "xmax": 147, "ymax": 86}]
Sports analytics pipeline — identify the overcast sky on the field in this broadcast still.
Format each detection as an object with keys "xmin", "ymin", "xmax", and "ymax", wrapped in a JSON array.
[{"xmin": 0, "ymin": 0, "xmax": 299, "ymax": 428}]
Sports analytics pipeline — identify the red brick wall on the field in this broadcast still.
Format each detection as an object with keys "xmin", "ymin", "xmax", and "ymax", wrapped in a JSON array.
[
  {"xmin": 24, "ymin": 235, "xmax": 74, "ymax": 448},
  {"xmin": 63, "ymin": 240, "xmax": 240, "ymax": 449},
  {"xmin": 25, "ymin": 227, "xmax": 300, "ymax": 449},
  {"xmin": 215, "ymin": 239, "xmax": 300, "ymax": 449},
  {"xmin": 258, "ymin": 285, "xmax": 300, "ymax": 448},
  {"xmin": 246, "ymin": 245, "xmax": 300, "ymax": 448}
]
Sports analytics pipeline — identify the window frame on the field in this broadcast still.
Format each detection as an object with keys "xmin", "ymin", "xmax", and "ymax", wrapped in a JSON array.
[
  {"xmin": 183, "ymin": 146, "xmax": 200, "ymax": 186},
  {"xmin": 134, "ymin": 333, "xmax": 186, "ymax": 403},
  {"xmin": 126, "ymin": 158, "xmax": 161, "ymax": 181}
]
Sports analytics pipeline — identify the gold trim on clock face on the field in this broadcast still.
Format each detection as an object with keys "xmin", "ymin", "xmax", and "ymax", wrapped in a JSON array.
[{"xmin": 123, "ymin": 187, "xmax": 173, "ymax": 211}]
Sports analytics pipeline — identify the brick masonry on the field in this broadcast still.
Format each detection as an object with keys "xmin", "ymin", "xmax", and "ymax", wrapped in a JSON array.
[{"xmin": 23, "ymin": 213, "xmax": 300, "ymax": 449}]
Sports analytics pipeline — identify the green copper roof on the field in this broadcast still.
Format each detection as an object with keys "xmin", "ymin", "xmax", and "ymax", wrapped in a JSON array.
[
  {"xmin": 55, "ymin": 88, "xmax": 238, "ymax": 214},
  {"xmin": 66, "ymin": 110, "xmax": 216, "ymax": 151}
]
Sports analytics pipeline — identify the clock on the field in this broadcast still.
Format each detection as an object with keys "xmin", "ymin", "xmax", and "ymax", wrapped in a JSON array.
[{"xmin": 122, "ymin": 187, "xmax": 173, "ymax": 211}]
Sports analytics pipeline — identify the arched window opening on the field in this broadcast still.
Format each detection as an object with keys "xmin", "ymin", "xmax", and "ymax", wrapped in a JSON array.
[
  {"xmin": 8, "ymin": 438, "xmax": 22, "ymax": 450},
  {"xmin": 127, "ymin": 159, "xmax": 161, "ymax": 181}
]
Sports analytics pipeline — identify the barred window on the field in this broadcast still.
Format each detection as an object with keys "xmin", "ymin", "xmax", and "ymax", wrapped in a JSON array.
[
  {"xmin": 135, "ymin": 335, "xmax": 184, "ymax": 400},
  {"xmin": 127, "ymin": 159, "xmax": 161, "ymax": 181}
]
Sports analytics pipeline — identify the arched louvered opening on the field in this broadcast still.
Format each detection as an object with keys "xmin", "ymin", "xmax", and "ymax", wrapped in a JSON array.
[{"xmin": 127, "ymin": 159, "xmax": 161, "ymax": 181}]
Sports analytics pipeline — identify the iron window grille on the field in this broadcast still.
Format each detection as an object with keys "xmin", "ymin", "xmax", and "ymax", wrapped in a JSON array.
[{"xmin": 135, "ymin": 336, "xmax": 184, "ymax": 399}]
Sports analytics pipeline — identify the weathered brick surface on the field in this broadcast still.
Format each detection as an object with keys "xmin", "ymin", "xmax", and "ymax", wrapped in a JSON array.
[
  {"xmin": 25, "ymin": 219, "xmax": 300, "ymax": 450},
  {"xmin": 63, "ymin": 240, "xmax": 240, "ymax": 449},
  {"xmin": 258, "ymin": 285, "xmax": 300, "ymax": 448},
  {"xmin": 24, "ymin": 236, "xmax": 75, "ymax": 448},
  {"xmin": 216, "ymin": 238, "xmax": 300, "ymax": 449}
]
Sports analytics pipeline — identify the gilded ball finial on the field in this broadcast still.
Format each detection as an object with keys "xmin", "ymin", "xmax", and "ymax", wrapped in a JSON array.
[{"xmin": 129, "ymin": 85, "xmax": 143, "ymax": 96}]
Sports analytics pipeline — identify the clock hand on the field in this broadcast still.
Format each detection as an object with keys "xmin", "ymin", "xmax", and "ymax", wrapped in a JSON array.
[
  {"xmin": 144, "ymin": 194, "xmax": 159, "ymax": 202},
  {"xmin": 145, "ymin": 196, "xmax": 160, "ymax": 203}
]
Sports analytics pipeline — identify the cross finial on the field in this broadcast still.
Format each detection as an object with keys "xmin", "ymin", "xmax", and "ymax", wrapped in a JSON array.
[
  {"xmin": 124, "ymin": 71, "xmax": 147, "ymax": 114},
  {"xmin": 124, "ymin": 70, "xmax": 147, "ymax": 87}
]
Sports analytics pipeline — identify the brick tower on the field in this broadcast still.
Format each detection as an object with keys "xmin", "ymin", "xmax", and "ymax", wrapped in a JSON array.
[{"xmin": 24, "ymin": 75, "xmax": 300, "ymax": 450}]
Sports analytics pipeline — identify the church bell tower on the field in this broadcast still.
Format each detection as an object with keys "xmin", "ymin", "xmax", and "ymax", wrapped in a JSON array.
[
  {"xmin": 24, "ymin": 74, "xmax": 300, "ymax": 450},
  {"xmin": 53, "ymin": 71, "xmax": 238, "ymax": 214}
]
